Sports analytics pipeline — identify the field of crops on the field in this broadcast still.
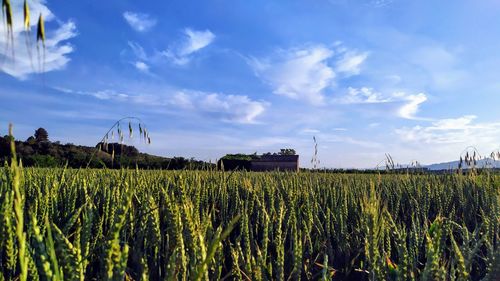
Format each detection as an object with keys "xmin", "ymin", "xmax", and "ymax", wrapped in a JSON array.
[{"xmin": 0, "ymin": 163, "xmax": 499, "ymax": 280}]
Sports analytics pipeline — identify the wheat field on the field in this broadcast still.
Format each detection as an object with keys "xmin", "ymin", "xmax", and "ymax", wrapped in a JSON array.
[{"xmin": 0, "ymin": 162, "xmax": 499, "ymax": 281}]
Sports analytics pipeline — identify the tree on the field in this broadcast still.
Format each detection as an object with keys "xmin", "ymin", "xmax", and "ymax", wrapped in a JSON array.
[
  {"xmin": 34, "ymin": 128, "xmax": 49, "ymax": 142},
  {"xmin": 0, "ymin": 136, "xmax": 12, "ymax": 157},
  {"xmin": 3, "ymin": 135, "xmax": 14, "ymax": 142},
  {"xmin": 279, "ymin": 148, "xmax": 296, "ymax": 155},
  {"xmin": 26, "ymin": 136, "xmax": 36, "ymax": 144}
]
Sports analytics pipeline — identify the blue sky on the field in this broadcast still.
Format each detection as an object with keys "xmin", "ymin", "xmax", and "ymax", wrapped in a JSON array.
[{"xmin": 1, "ymin": 0, "xmax": 500, "ymax": 168}]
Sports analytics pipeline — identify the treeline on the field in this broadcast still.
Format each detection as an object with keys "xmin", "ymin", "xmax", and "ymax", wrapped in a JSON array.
[
  {"xmin": 0, "ymin": 128, "xmax": 213, "ymax": 170},
  {"xmin": 221, "ymin": 148, "xmax": 297, "ymax": 161}
]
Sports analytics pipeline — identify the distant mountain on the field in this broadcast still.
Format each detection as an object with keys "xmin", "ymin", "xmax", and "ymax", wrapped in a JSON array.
[{"xmin": 424, "ymin": 158, "xmax": 500, "ymax": 171}]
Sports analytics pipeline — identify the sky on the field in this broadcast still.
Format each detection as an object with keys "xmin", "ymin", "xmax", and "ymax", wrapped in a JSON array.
[{"xmin": 1, "ymin": 0, "xmax": 500, "ymax": 168}]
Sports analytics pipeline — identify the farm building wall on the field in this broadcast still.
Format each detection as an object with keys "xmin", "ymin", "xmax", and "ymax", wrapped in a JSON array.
[
  {"xmin": 250, "ymin": 155, "xmax": 299, "ymax": 171},
  {"xmin": 217, "ymin": 159, "xmax": 251, "ymax": 171},
  {"xmin": 250, "ymin": 161, "xmax": 298, "ymax": 171},
  {"xmin": 218, "ymin": 155, "xmax": 299, "ymax": 171}
]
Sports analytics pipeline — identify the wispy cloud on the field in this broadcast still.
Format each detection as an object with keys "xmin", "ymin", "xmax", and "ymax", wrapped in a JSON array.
[
  {"xmin": 55, "ymin": 86, "xmax": 267, "ymax": 124},
  {"xmin": 54, "ymin": 87, "xmax": 129, "ymax": 101},
  {"xmin": 0, "ymin": 1, "xmax": 77, "ymax": 79},
  {"xmin": 123, "ymin": 12, "xmax": 157, "ymax": 32},
  {"xmin": 125, "ymin": 41, "xmax": 153, "ymax": 74},
  {"xmin": 337, "ymin": 87, "xmax": 428, "ymax": 120},
  {"xmin": 162, "ymin": 28, "xmax": 215, "ymax": 65},
  {"xmin": 335, "ymin": 50, "xmax": 369, "ymax": 76},
  {"xmin": 323, "ymin": 134, "xmax": 382, "ymax": 148},
  {"xmin": 249, "ymin": 44, "xmax": 367, "ymax": 105},
  {"xmin": 128, "ymin": 41, "xmax": 148, "ymax": 60},
  {"xmin": 329, "ymin": 0, "xmax": 395, "ymax": 7},
  {"xmin": 409, "ymin": 45, "xmax": 467, "ymax": 90},
  {"xmin": 300, "ymin": 128, "xmax": 321, "ymax": 134},
  {"xmin": 369, "ymin": 0, "xmax": 395, "ymax": 7},
  {"xmin": 300, "ymin": 129, "xmax": 381, "ymax": 148},
  {"xmin": 339, "ymin": 87, "xmax": 391, "ymax": 103}
]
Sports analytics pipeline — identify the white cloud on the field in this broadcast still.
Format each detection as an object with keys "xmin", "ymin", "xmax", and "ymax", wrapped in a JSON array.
[
  {"xmin": 134, "ymin": 61, "xmax": 149, "ymax": 72},
  {"xmin": 338, "ymin": 87, "xmax": 428, "ymax": 119},
  {"xmin": 180, "ymin": 29, "xmax": 216, "ymax": 56},
  {"xmin": 432, "ymin": 115, "xmax": 478, "ymax": 130},
  {"xmin": 170, "ymin": 92, "xmax": 193, "ymax": 108},
  {"xmin": 162, "ymin": 28, "xmax": 215, "ymax": 65},
  {"xmin": 335, "ymin": 51, "xmax": 368, "ymax": 75},
  {"xmin": 340, "ymin": 87, "xmax": 391, "ymax": 103},
  {"xmin": 0, "ymin": 1, "xmax": 77, "ymax": 79},
  {"xmin": 396, "ymin": 115, "xmax": 500, "ymax": 146},
  {"xmin": 397, "ymin": 93, "xmax": 427, "ymax": 119},
  {"xmin": 249, "ymin": 44, "xmax": 367, "ymax": 105},
  {"xmin": 171, "ymin": 91, "xmax": 267, "ymax": 124},
  {"xmin": 250, "ymin": 46, "xmax": 335, "ymax": 105},
  {"xmin": 123, "ymin": 12, "xmax": 157, "ymax": 32},
  {"xmin": 91, "ymin": 90, "xmax": 129, "ymax": 100}
]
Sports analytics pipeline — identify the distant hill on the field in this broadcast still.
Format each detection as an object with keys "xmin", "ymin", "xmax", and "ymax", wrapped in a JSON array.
[
  {"xmin": 0, "ymin": 133, "xmax": 213, "ymax": 170},
  {"xmin": 424, "ymin": 158, "xmax": 500, "ymax": 171}
]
